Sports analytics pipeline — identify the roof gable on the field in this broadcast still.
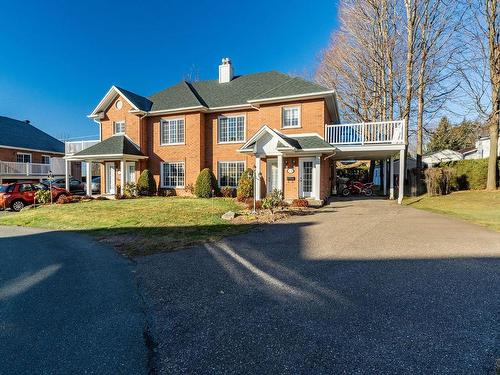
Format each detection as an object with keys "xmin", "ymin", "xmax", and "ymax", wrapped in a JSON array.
[
  {"xmin": 0, "ymin": 116, "xmax": 64, "ymax": 153},
  {"xmin": 89, "ymin": 86, "xmax": 152, "ymax": 117}
]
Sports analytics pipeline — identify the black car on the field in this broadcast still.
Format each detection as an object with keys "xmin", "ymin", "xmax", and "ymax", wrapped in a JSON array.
[{"xmin": 42, "ymin": 177, "xmax": 85, "ymax": 194}]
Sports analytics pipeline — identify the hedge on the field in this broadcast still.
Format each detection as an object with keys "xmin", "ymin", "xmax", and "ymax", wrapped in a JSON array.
[
  {"xmin": 137, "ymin": 169, "xmax": 157, "ymax": 195},
  {"xmin": 437, "ymin": 158, "xmax": 500, "ymax": 190},
  {"xmin": 194, "ymin": 168, "xmax": 219, "ymax": 198}
]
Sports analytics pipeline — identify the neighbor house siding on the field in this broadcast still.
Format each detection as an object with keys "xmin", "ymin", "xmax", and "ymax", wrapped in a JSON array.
[{"xmin": 0, "ymin": 148, "xmax": 62, "ymax": 164}]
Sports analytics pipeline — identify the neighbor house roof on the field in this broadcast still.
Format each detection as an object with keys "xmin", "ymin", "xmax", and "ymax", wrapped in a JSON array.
[
  {"xmin": 72, "ymin": 135, "xmax": 145, "ymax": 157},
  {"xmin": 90, "ymin": 71, "xmax": 335, "ymax": 117},
  {"xmin": 0, "ymin": 116, "xmax": 64, "ymax": 154}
]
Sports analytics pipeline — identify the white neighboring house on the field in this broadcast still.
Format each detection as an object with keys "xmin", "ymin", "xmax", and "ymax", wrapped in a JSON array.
[
  {"xmin": 422, "ymin": 149, "xmax": 463, "ymax": 167},
  {"xmin": 463, "ymin": 136, "xmax": 500, "ymax": 160}
]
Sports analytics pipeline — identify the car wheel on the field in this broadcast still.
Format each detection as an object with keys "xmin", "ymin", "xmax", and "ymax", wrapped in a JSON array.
[
  {"xmin": 11, "ymin": 200, "xmax": 25, "ymax": 212},
  {"xmin": 56, "ymin": 193, "xmax": 67, "ymax": 202}
]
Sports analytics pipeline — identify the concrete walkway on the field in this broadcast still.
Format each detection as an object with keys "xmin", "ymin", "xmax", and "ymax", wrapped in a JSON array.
[
  {"xmin": 137, "ymin": 199, "xmax": 500, "ymax": 374},
  {"xmin": 0, "ymin": 226, "xmax": 149, "ymax": 374}
]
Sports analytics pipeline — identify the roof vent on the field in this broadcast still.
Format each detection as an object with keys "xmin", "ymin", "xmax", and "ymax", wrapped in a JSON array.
[
  {"xmin": 218, "ymin": 57, "xmax": 233, "ymax": 83},
  {"xmin": 24, "ymin": 120, "xmax": 30, "ymax": 124}
]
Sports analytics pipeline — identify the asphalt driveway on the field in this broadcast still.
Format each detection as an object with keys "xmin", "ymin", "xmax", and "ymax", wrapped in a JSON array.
[
  {"xmin": 0, "ymin": 226, "xmax": 149, "ymax": 374},
  {"xmin": 137, "ymin": 199, "xmax": 500, "ymax": 374}
]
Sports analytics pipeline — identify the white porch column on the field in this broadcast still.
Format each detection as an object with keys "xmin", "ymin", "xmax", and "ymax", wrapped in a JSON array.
[
  {"xmin": 255, "ymin": 156, "xmax": 261, "ymax": 199},
  {"xmin": 120, "ymin": 160, "xmax": 126, "ymax": 188},
  {"xmin": 85, "ymin": 161, "xmax": 92, "ymax": 196},
  {"xmin": 398, "ymin": 149, "xmax": 405, "ymax": 204},
  {"xmin": 383, "ymin": 159, "xmax": 387, "ymax": 196},
  {"xmin": 277, "ymin": 154, "xmax": 284, "ymax": 194},
  {"xmin": 65, "ymin": 159, "xmax": 70, "ymax": 191},
  {"xmin": 389, "ymin": 157, "xmax": 395, "ymax": 200},
  {"xmin": 313, "ymin": 155, "xmax": 321, "ymax": 200}
]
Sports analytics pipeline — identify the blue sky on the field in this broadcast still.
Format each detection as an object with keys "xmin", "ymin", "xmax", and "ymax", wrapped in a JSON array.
[{"xmin": 0, "ymin": 0, "xmax": 339, "ymax": 140}]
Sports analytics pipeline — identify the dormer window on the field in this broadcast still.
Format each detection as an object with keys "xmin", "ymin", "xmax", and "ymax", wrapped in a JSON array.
[
  {"xmin": 113, "ymin": 121, "xmax": 125, "ymax": 134},
  {"xmin": 282, "ymin": 106, "xmax": 301, "ymax": 128}
]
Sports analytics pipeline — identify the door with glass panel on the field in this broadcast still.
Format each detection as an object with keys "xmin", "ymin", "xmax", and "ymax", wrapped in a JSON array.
[
  {"xmin": 267, "ymin": 159, "xmax": 279, "ymax": 193},
  {"xmin": 299, "ymin": 158, "xmax": 314, "ymax": 198},
  {"xmin": 105, "ymin": 162, "xmax": 116, "ymax": 194}
]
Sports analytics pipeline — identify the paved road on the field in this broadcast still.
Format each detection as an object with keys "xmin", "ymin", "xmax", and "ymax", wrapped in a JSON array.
[
  {"xmin": 0, "ymin": 226, "xmax": 149, "ymax": 374},
  {"xmin": 137, "ymin": 199, "xmax": 500, "ymax": 374}
]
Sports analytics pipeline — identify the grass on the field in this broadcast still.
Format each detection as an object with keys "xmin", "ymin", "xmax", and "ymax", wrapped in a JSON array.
[
  {"xmin": 0, "ymin": 197, "xmax": 254, "ymax": 256},
  {"xmin": 405, "ymin": 190, "xmax": 500, "ymax": 232}
]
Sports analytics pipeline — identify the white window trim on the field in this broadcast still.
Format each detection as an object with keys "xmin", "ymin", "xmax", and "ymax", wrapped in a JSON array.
[
  {"xmin": 281, "ymin": 106, "xmax": 301, "ymax": 129},
  {"xmin": 113, "ymin": 120, "xmax": 126, "ymax": 134},
  {"xmin": 217, "ymin": 114, "xmax": 246, "ymax": 144},
  {"xmin": 42, "ymin": 155, "xmax": 51, "ymax": 164},
  {"xmin": 160, "ymin": 161, "xmax": 185, "ymax": 188},
  {"xmin": 217, "ymin": 160, "xmax": 246, "ymax": 188},
  {"xmin": 160, "ymin": 118, "xmax": 185, "ymax": 146},
  {"xmin": 16, "ymin": 152, "xmax": 32, "ymax": 163}
]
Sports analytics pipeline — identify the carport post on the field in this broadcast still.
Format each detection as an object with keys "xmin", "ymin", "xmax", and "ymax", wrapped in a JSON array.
[
  {"xmin": 65, "ymin": 159, "xmax": 70, "ymax": 191},
  {"xmin": 86, "ymin": 161, "xmax": 92, "ymax": 196},
  {"xmin": 383, "ymin": 159, "xmax": 387, "ymax": 196},
  {"xmin": 398, "ymin": 149, "xmax": 404, "ymax": 204},
  {"xmin": 389, "ymin": 157, "xmax": 394, "ymax": 200}
]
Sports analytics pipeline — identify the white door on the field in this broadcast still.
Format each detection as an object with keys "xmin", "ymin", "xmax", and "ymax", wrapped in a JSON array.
[
  {"xmin": 299, "ymin": 158, "xmax": 314, "ymax": 198},
  {"xmin": 126, "ymin": 162, "xmax": 136, "ymax": 183},
  {"xmin": 105, "ymin": 162, "xmax": 116, "ymax": 194},
  {"xmin": 266, "ymin": 159, "xmax": 279, "ymax": 193}
]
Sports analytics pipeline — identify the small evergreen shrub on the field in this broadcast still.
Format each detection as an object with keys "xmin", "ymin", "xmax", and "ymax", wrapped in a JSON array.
[
  {"xmin": 137, "ymin": 169, "xmax": 157, "ymax": 196},
  {"xmin": 262, "ymin": 189, "xmax": 283, "ymax": 213},
  {"xmin": 236, "ymin": 168, "xmax": 254, "ymax": 201},
  {"xmin": 35, "ymin": 189, "xmax": 51, "ymax": 204},
  {"xmin": 220, "ymin": 186, "xmax": 235, "ymax": 198},
  {"xmin": 424, "ymin": 168, "xmax": 454, "ymax": 196},
  {"xmin": 194, "ymin": 168, "xmax": 219, "ymax": 198}
]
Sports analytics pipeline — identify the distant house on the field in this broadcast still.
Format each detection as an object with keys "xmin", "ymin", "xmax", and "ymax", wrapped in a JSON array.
[
  {"xmin": 462, "ymin": 135, "xmax": 500, "ymax": 160},
  {"xmin": 422, "ymin": 149, "xmax": 463, "ymax": 167},
  {"xmin": 0, "ymin": 116, "xmax": 65, "ymax": 183}
]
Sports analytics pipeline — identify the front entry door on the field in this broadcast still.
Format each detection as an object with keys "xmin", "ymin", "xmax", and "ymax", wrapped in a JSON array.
[
  {"xmin": 105, "ymin": 162, "xmax": 116, "ymax": 194},
  {"xmin": 267, "ymin": 159, "xmax": 278, "ymax": 193},
  {"xmin": 299, "ymin": 158, "xmax": 314, "ymax": 198}
]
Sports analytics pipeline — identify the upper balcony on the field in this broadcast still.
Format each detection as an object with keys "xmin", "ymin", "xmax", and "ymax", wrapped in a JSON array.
[
  {"xmin": 65, "ymin": 139, "xmax": 100, "ymax": 156},
  {"xmin": 0, "ymin": 158, "xmax": 65, "ymax": 177},
  {"xmin": 325, "ymin": 120, "xmax": 405, "ymax": 146}
]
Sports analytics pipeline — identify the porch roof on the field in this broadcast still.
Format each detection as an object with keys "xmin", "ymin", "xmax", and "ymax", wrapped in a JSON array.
[{"xmin": 66, "ymin": 135, "xmax": 148, "ymax": 161}]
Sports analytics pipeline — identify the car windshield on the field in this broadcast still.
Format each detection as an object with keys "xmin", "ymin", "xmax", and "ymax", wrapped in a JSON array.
[{"xmin": 0, "ymin": 184, "xmax": 14, "ymax": 193}]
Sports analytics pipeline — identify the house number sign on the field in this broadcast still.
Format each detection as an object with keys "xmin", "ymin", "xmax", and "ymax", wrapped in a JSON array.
[{"xmin": 287, "ymin": 168, "xmax": 294, "ymax": 174}]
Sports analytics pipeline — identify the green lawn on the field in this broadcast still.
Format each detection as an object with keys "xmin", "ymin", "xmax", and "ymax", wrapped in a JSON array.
[
  {"xmin": 405, "ymin": 190, "xmax": 500, "ymax": 232},
  {"xmin": 0, "ymin": 197, "xmax": 252, "ymax": 256}
]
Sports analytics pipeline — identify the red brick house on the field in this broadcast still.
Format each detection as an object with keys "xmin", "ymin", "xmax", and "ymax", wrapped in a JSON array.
[{"xmin": 66, "ymin": 58, "xmax": 406, "ymax": 203}]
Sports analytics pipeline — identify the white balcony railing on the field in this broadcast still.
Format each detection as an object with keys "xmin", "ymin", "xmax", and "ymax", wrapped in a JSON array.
[
  {"xmin": 0, "ymin": 158, "xmax": 66, "ymax": 177},
  {"xmin": 325, "ymin": 120, "xmax": 405, "ymax": 145},
  {"xmin": 65, "ymin": 140, "xmax": 99, "ymax": 155}
]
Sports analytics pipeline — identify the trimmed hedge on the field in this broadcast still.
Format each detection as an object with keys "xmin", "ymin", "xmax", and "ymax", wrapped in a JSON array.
[
  {"xmin": 194, "ymin": 168, "xmax": 219, "ymax": 198},
  {"xmin": 438, "ymin": 158, "xmax": 500, "ymax": 190},
  {"xmin": 236, "ymin": 168, "xmax": 253, "ymax": 201},
  {"xmin": 137, "ymin": 169, "xmax": 157, "ymax": 196}
]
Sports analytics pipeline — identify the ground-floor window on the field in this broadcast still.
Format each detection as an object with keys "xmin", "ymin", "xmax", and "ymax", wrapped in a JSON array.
[
  {"xmin": 218, "ymin": 161, "xmax": 245, "ymax": 187},
  {"xmin": 161, "ymin": 162, "xmax": 185, "ymax": 188}
]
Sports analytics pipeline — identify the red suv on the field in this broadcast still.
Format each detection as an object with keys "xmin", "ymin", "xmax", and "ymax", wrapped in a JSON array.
[{"xmin": 0, "ymin": 182, "xmax": 71, "ymax": 212}]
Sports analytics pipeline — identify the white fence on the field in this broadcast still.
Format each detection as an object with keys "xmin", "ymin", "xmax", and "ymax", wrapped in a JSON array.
[
  {"xmin": 0, "ymin": 157, "xmax": 66, "ymax": 177},
  {"xmin": 65, "ymin": 140, "xmax": 99, "ymax": 155},
  {"xmin": 325, "ymin": 120, "xmax": 405, "ymax": 145}
]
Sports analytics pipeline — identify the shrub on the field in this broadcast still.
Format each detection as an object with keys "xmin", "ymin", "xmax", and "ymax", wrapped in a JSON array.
[
  {"xmin": 261, "ymin": 189, "xmax": 283, "ymax": 213},
  {"xmin": 184, "ymin": 183, "xmax": 195, "ymax": 195},
  {"xmin": 94, "ymin": 196, "xmax": 109, "ymax": 201},
  {"xmin": 35, "ymin": 189, "xmax": 51, "ymax": 204},
  {"xmin": 124, "ymin": 183, "xmax": 138, "ymax": 198},
  {"xmin": 236, "ymin": 168, "xmax": 254, "ymax": 201},
  {"xmin": 220, "ymin": 186, "xmax": 235, "ymax": 198},
  {"xmin": 437, "ymin": 158, "xmax": 500, "ymax": 190},
  {"xmin": 57, "ymin": 195, "xmax": 79, "ymax": 204},
  {"xmin": 424, "ymin": 167, "xmax": 454, "ymax": 196},
  {"xmin": 194, "ymin": 168, "xmax": 219, "ymax": 198},
  {"xmin": 137, "ymin": 169, "xmax": 157, "ymax": 196},
  {"xmin": 244, "ymin": 197, "xmax": 262, "ymax": 210},
  {"xmin": 291, "ymin": 198, "xmax": 309, "ymax": 208},
  {"xmin": 157, "ymin": 188, "xmax": 176, "ymax": 197}
]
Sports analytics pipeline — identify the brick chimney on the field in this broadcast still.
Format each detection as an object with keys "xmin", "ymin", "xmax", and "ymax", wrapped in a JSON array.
[{"xmin": 218, "ymin": 57, "xmax": 233, "ymax": 83}]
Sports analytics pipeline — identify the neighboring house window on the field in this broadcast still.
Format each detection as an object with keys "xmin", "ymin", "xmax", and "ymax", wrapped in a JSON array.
[
  {"xmin": 282, "ymin": 106, "xmax": 300, "ymax": 128},
  {"xmin": 42, "ymin": 155, "xmax": 51, "ymax": 164},
  {"xmin": 218, "ymin": 161, "xmax": 245, "ymax": 187},
  {"xmin": 218, "ymin": 115, "xmax": 245, "ymax": 143},
  {"xmin": 160, "ymin": 119, "xmax": 185, "ymax": 145},
  {"xmin": 16, "ymin": 153, "xmax": 32, "ymax": 163},
  {"xmin": 161, "ymin": 162, "xmax": 185, "ymax": 188},
  {"xmin": 113, "ymin": 121, "xmax": 125, "ymax": 134}
]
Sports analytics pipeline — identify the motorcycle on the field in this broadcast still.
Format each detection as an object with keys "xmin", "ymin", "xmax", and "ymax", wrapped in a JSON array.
[{"xmin": 341, "ymin": 180, "xmax": 375, "ymax": 197}]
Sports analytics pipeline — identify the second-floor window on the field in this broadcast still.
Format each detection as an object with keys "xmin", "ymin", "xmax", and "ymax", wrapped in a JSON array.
[
  {"xmin": 282, "ymin": 106, "xmax": 300, "ymax": 128},
  {"xmin": 160, "ymin": 119, "xmax": 185, "ymax": 145},
  {"xmin": 42, "ymin": 155, "xmax": 51, "ymax": 164},
  {"xmin": 113, "ymin": 121, "xmax": 125, "ymax": 134},
  {"xmin": 218, "ymin": 115, "xmax": 245, "ymax": 143},
  {"xmin": 16, "ymin": 153, "xmax": 32, "ymax": 163}
]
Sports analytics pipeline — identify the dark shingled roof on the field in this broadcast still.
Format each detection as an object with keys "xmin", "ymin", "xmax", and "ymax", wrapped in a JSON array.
[
  {"xmin": 73, "ymin": 135, "xmax": 144, "ymax": 157},
  {"xmin": 115, "ymin": 86, "xmax": 153, "ymax": 111},
  {"xmin": 115, "ymin": 71, "xmax": 332, "ymax": 113},
  {"xmin": 280, "ymin": 135, "xmax": 334, "ymax": 150},
  {"xmin": 0, "ymin": 116, "xmax": 64, "ymax": 153}
]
